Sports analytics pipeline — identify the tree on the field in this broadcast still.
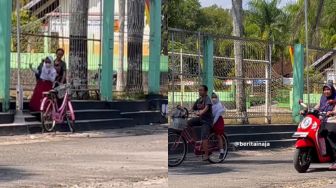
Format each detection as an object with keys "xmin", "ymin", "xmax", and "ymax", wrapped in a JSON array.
[
  {"xmin": 11, "ymin": 6, "xmax": 42, "ymax": 52},
  {"xmin": 197, "ymin": 5, "xmax": 232, "ymax": 35},
  {"xmin": 246, "ymin": 0, "xmax": 289, "ymax": 72},
  {"xmin": 232, "ymin": 0, "xmax": 248, "ymax": 124},
  {"xmin": 285, "ymin": 0, "xmax": 326, "ymax": 47},
  {"xmin": 197, "ymin": 5, "xmax": 233, "ymax": 57},
  {"xmin": 318, "ymin": 0, "xmax": 336, "ymax": 48},
  {"xmin": 310, "ymin": 0, "xmax": 324, "ymax": 46},
  {"xmin": 126, "ymin": 0, "xmax": 145, "ymax": 92},
  {"xmin": 247, "ymin": 0, "xmax": 288, "ymax": 42},
  {"xmin": 117, "ymin": 0, "xmax": 126, "ymax": 92},
  {"xmin": 69, "ymin": 0, "xmax": 89, "ymax": 99},
  {"xmin": 168, "ymin": 0, "xmax": 201, "ymax": 30}
]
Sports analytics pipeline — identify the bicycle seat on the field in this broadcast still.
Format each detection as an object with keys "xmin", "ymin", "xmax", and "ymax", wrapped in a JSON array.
[{"xmin": 42, "ymin": 90, "xmax": 57, "ymax": 96}]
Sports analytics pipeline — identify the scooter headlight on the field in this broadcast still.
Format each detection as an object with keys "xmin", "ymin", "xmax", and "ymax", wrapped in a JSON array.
[{"xmin": 300, "ymin": 117, "xmax": 312, "ymax": 129}]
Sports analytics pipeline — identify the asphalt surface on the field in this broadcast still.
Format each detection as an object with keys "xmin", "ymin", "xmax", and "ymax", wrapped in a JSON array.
[
  {"xmin": 3, "ymin": 124, "xmax": 336, "ymax": 188},
  {"xmin": 169, "ymin": 148, "xmax": 336, "ymax": 188},
  {"xmin": 0, "ymin": 125, "xmax": 168, "ymax": 188}
]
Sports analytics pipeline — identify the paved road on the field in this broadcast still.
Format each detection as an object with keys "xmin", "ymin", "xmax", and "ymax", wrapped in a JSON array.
[
  {"xmin": 169, "ymin": 149, "xmax": 336, "ymax": 188},
  {"xmin": 0, "ymin": 125, "xmax": 168, "ymax": 188}
]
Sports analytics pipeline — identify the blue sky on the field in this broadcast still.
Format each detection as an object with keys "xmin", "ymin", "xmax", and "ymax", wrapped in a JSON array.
[{"xmin": 199, "ymin": 0, "xmax": 298, "ymax": 9}]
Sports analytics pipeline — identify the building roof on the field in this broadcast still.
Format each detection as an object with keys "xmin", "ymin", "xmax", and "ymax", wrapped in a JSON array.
[
  {"xmin": 310, "ymin": 50, "xmax": 336, "ymax": 70},
  {"xmin": 23, "ymin": 0, "xmax": 42, "ymax": 9},
  {"xmin": 23, "ymin": 0, "xmax": 59, "ymax": 19}
]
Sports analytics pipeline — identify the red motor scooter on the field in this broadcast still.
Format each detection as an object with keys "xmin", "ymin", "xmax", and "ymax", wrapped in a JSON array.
[{"xmin": 293, "ymin": 100, "xmax": 336, "ymax": 173}]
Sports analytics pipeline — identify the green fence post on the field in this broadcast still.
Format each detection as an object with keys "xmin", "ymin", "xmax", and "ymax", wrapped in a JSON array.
[
  {"xmin": 202, "ymin": 36, "xmax": 214, "ymax": 94},
  {"xmin": 148, "ymin": 0, "xmax": 162, "ymax": 94},
  {"xmin": 292, "ymin": 44, "xmax": 304, "ymax": 123},
  {"xmin": 101, "ymin": 0, "xmax": 114, "ymax": 101},
  {"xmin": 0, "ymin": 0, "xmax": 12, "ymax": 112}
]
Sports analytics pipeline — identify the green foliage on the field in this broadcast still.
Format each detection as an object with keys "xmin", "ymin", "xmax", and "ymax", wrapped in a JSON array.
[
  {"xmin": 246, "ymin": 0, "xmax": 287, "ymax": 41},
  {"xmin": 168, "ymin": 0, "xmax": 201, "ymax": 30},
  {"xmin": 249, "ymin": 95, "xmax": 266, "ymax": 106},
  {"xmin": 11, "ymin": 8, "xmax": 43, "ymax": 52},
  {"xmin": 197, "ymin": 5, "xmax": 232, "ymax": 35},
  {"xmin": 245, "ymin": 0, "xmax": 290, "ymax": 61},
  {"xmin": 168, "ymin": 0, "xmax": 336, "ymax": 72}
]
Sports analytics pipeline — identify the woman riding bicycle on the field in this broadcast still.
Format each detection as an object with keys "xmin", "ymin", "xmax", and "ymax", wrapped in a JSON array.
[{"xmin": 187, "ymin": 85, "xmax": 213, "ymax": 161}]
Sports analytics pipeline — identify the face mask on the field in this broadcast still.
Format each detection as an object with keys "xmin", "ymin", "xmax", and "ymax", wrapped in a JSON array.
[
  {"xmin": 45, "ymin": 63, "xmax": 52, "ymax": 68},
  {"xmin": 212, "ymin": 98, "xmax": 218, "ymax": 104}
]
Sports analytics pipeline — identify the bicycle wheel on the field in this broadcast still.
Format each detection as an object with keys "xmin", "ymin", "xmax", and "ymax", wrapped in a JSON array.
[
  {"xmin": 208, "ymin": 133, "xmax": 229, "ymax": 164},
  {"xmin": 168, "ymin": 131, "xmax": 187, "ymax": 167},
  {"xmin": 65, "ymin": 101, "xmax": 75, "ymax": 133},
  {"xmin": 41, "ymin": 100, "xmax": 56, "ymax": 132},
  {"xmin": 65, "ymin": 115, "xmax": 75, "ymax": 133}
]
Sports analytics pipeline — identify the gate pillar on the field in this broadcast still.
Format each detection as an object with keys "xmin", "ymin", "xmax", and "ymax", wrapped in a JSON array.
[{"xmin": 0, "ymin": 0, "xmax": 12, "ymax": 112}]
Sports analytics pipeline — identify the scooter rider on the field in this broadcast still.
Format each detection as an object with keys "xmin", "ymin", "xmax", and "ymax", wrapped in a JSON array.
[{"xmin": 314, "ymin": 84, "xmax": 336, "ymax": 169}]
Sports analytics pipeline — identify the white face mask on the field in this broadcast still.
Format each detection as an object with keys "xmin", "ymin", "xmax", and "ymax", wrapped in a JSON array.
[{"xmin": 45, "ymin": 63, "xmax": 52, "ymax": 68}]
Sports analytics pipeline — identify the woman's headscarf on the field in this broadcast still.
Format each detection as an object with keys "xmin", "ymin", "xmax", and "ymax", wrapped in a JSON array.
[
  {"xmin": 211, "ymin": 92, "xmax": 225, "ymax": 116},
  {"xmin": 319, "ymin": 84, "xmax": 336, "ymax": 112},
  {"xmin": 40, "ymin": 56, "xmax": 56, "ymax": 82}
]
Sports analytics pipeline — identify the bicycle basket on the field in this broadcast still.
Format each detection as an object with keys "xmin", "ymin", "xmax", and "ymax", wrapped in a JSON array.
[
  {"xmin": 171, "ymin": 106, "xmax": 189, "ymax": 130},
  {"xmin": 172, "ymin": 117, "xmax": 188, "ymax": 130},
  {"xmin": 54, "ymin": 84, "xmax": 69, "ymax": 98}
]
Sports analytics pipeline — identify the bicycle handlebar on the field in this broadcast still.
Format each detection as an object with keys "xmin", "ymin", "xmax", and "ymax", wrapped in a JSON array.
[{"xmin": 173, "ymin": 105, "xmax": 189, "ymax": 119}]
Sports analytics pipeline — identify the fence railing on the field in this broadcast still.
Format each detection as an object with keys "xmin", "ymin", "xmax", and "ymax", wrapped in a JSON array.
[
  {"xmin": 10, "ymin": 0, "xmax": 168, "ymax": 100},
  {"xmin": 169, "ymin": 28, "xmax": 335, "ymax": 124}
]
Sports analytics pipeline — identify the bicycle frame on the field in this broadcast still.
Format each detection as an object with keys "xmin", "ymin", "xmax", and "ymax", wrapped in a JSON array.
[
  {"xmin": 172, "ymin": 126, "xmax": 219, "ymax": 155},
  {"xmin": 40, "ymin": 90, "xmax": 75, "ymax": 123}
]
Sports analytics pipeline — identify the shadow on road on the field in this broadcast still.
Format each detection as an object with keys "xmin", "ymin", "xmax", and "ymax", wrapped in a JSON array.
[
  {"xmin": 169, "ymin": 163, "xmax": 235, "ymax": 175},
  {"xmin": 0, "ymin": 165, "xmax": 34, "ymax": 182},
  {"xmin": 29, "ymin": 124, "xmax": 168, "ymax": 139},
  {"xmin": 169, "ymin": 158, "xmax": 292, "ymax": 175},
  {"xmin": 87, "ymin": 124, "xmax": 168, "ymax": 138},
  {"xmin": 307, "ymin": 167, "xmax": 331, "ymax": 173},
  {"xmin": 227, "ymin": 159, "xmax": 293, "ymax": 165}
]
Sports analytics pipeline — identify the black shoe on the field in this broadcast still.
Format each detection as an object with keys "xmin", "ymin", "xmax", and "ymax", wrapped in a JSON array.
[{"xmin": 219, "ymin": 153, "xmax": 225, "ymax": 160}]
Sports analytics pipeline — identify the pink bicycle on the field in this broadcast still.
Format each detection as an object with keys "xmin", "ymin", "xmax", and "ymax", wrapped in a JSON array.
[{"xmin": 40, "ymin": 83, "xmax": 75, "ymax": 133}]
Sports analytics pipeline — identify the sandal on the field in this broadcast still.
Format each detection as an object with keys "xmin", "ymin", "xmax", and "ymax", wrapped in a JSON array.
[
  {"xmin": 329, "ymin": 163, "xmax": 336, "ymax": 170},
  {"xmin": 202, "ymin": 156, "xmax": 209, "ymax": 161}
]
